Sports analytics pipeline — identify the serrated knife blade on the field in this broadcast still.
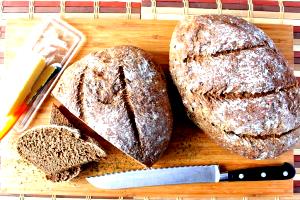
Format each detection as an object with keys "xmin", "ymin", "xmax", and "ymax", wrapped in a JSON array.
[
  {"xmin": 87, "ymin": 165, "xmax": 220, "ymax": 189},
  {"xmin": 86, "ymin": 163, "xmax": 295, "ymax": 189}
]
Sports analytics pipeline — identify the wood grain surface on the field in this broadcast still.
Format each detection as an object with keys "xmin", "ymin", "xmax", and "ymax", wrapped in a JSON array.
[{"xmin": 0, "ymin": 18, "xmax": 295, "ymax": 197}]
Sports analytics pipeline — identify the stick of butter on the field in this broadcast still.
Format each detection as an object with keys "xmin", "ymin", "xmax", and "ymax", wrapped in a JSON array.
[{"xmin": 0, "ymin": 53, "xmax": 46, "ymax": 118}]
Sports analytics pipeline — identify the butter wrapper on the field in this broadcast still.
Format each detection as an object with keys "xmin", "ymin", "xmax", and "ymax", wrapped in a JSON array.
[{"xmin": 11, "ymin": 18, "xmax": 85, "ymax": 133}]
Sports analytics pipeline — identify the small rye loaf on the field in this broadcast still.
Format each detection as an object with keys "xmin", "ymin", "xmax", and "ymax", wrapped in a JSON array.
[
  {"xmin": 17, "ymin": 125, "xmax": 106, "ymax": 182},
  {"xmin": 169, "ymin": 14, "xmax": 300, "ymax": 159},
  {"xmin": 52, "ymin": 45, "xmax": 173, "ymax": 166}
]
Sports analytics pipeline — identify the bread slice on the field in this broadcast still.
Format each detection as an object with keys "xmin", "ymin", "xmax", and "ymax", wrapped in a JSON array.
[
  {"xmin": 17, "ymin": 125, "xmax": 106, "ymax": 182},
  {"xmin": 50, "ymin": 104, "xmax": 106, "ymax": 181}
]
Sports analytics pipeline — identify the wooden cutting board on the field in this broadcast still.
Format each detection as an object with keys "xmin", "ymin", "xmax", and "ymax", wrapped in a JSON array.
[{"xmin": 0, "ymin": 18, "xmax": 295, "ymax": 198}]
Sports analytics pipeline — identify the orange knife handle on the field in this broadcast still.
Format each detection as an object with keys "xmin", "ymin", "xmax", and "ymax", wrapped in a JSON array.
[
  {"xmin": 0, "ymin": 116, "xmax": 18, "ymax": 140},
  {"xmin": 0, "ymin": 103, "xmax": 28, "ymax": 140}
]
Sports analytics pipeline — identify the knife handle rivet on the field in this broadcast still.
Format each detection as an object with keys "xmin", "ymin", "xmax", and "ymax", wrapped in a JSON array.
[
  {"xmin": 283, "ymin": 171, "xmax": 288, "ymax": 177},
  {"xmin": 261, "ymin": 172, "xmax": 266, "ymax": 178},
  {"xmin": 238, "ymin": 174, "xmax": 244, "ymax": 179}
]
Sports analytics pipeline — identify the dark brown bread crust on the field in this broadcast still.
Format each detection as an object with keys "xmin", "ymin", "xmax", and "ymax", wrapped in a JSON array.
[
  {"xmin": 170, "ymin": 14, "xmax": 300, "ymax": 159},
  {"xmin": 52, "ymin": 45, "xmax": 173, "ymax": 166},
  {"xmin": 17, "ymin": 125, "xmax": 106, "ymax": 182},
  {"xmin": 171, "ymin": 14, "xmax": 276, "ymax": 57}
]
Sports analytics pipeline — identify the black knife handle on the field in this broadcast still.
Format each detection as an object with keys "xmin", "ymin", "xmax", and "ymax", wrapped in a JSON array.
[{"xmin": 228, "ymin": 162, "xmax": 295, "ymax": 181}]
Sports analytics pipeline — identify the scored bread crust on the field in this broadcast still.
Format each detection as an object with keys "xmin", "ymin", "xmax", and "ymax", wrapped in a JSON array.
[
  {"xmin": 169, "ymin": 14, "xmax": 300, "ymax": 159},
  {"xmin": 52, "ymin": 45, "xmax": 173, "ymax": 166}
]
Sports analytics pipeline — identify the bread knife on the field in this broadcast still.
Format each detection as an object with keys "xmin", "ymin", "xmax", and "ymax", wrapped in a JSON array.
[{"xmin": 86, "ymin": 162, "xmax": 295, "ymax": 189}]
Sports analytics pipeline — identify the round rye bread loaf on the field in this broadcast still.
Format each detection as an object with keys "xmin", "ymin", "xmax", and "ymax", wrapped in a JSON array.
[
  {"xmin": 169, "ymin": 15, "xmax": 300, "ymax": 159},
  {"xmin": 52, "ymin": 45, "xmax": 173, "ymax": 166}
]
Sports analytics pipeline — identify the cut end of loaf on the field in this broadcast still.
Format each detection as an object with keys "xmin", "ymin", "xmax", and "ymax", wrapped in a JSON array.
[{"xmin": 50, "ymin": 104, "xmax": 74, "ymax": 127}]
